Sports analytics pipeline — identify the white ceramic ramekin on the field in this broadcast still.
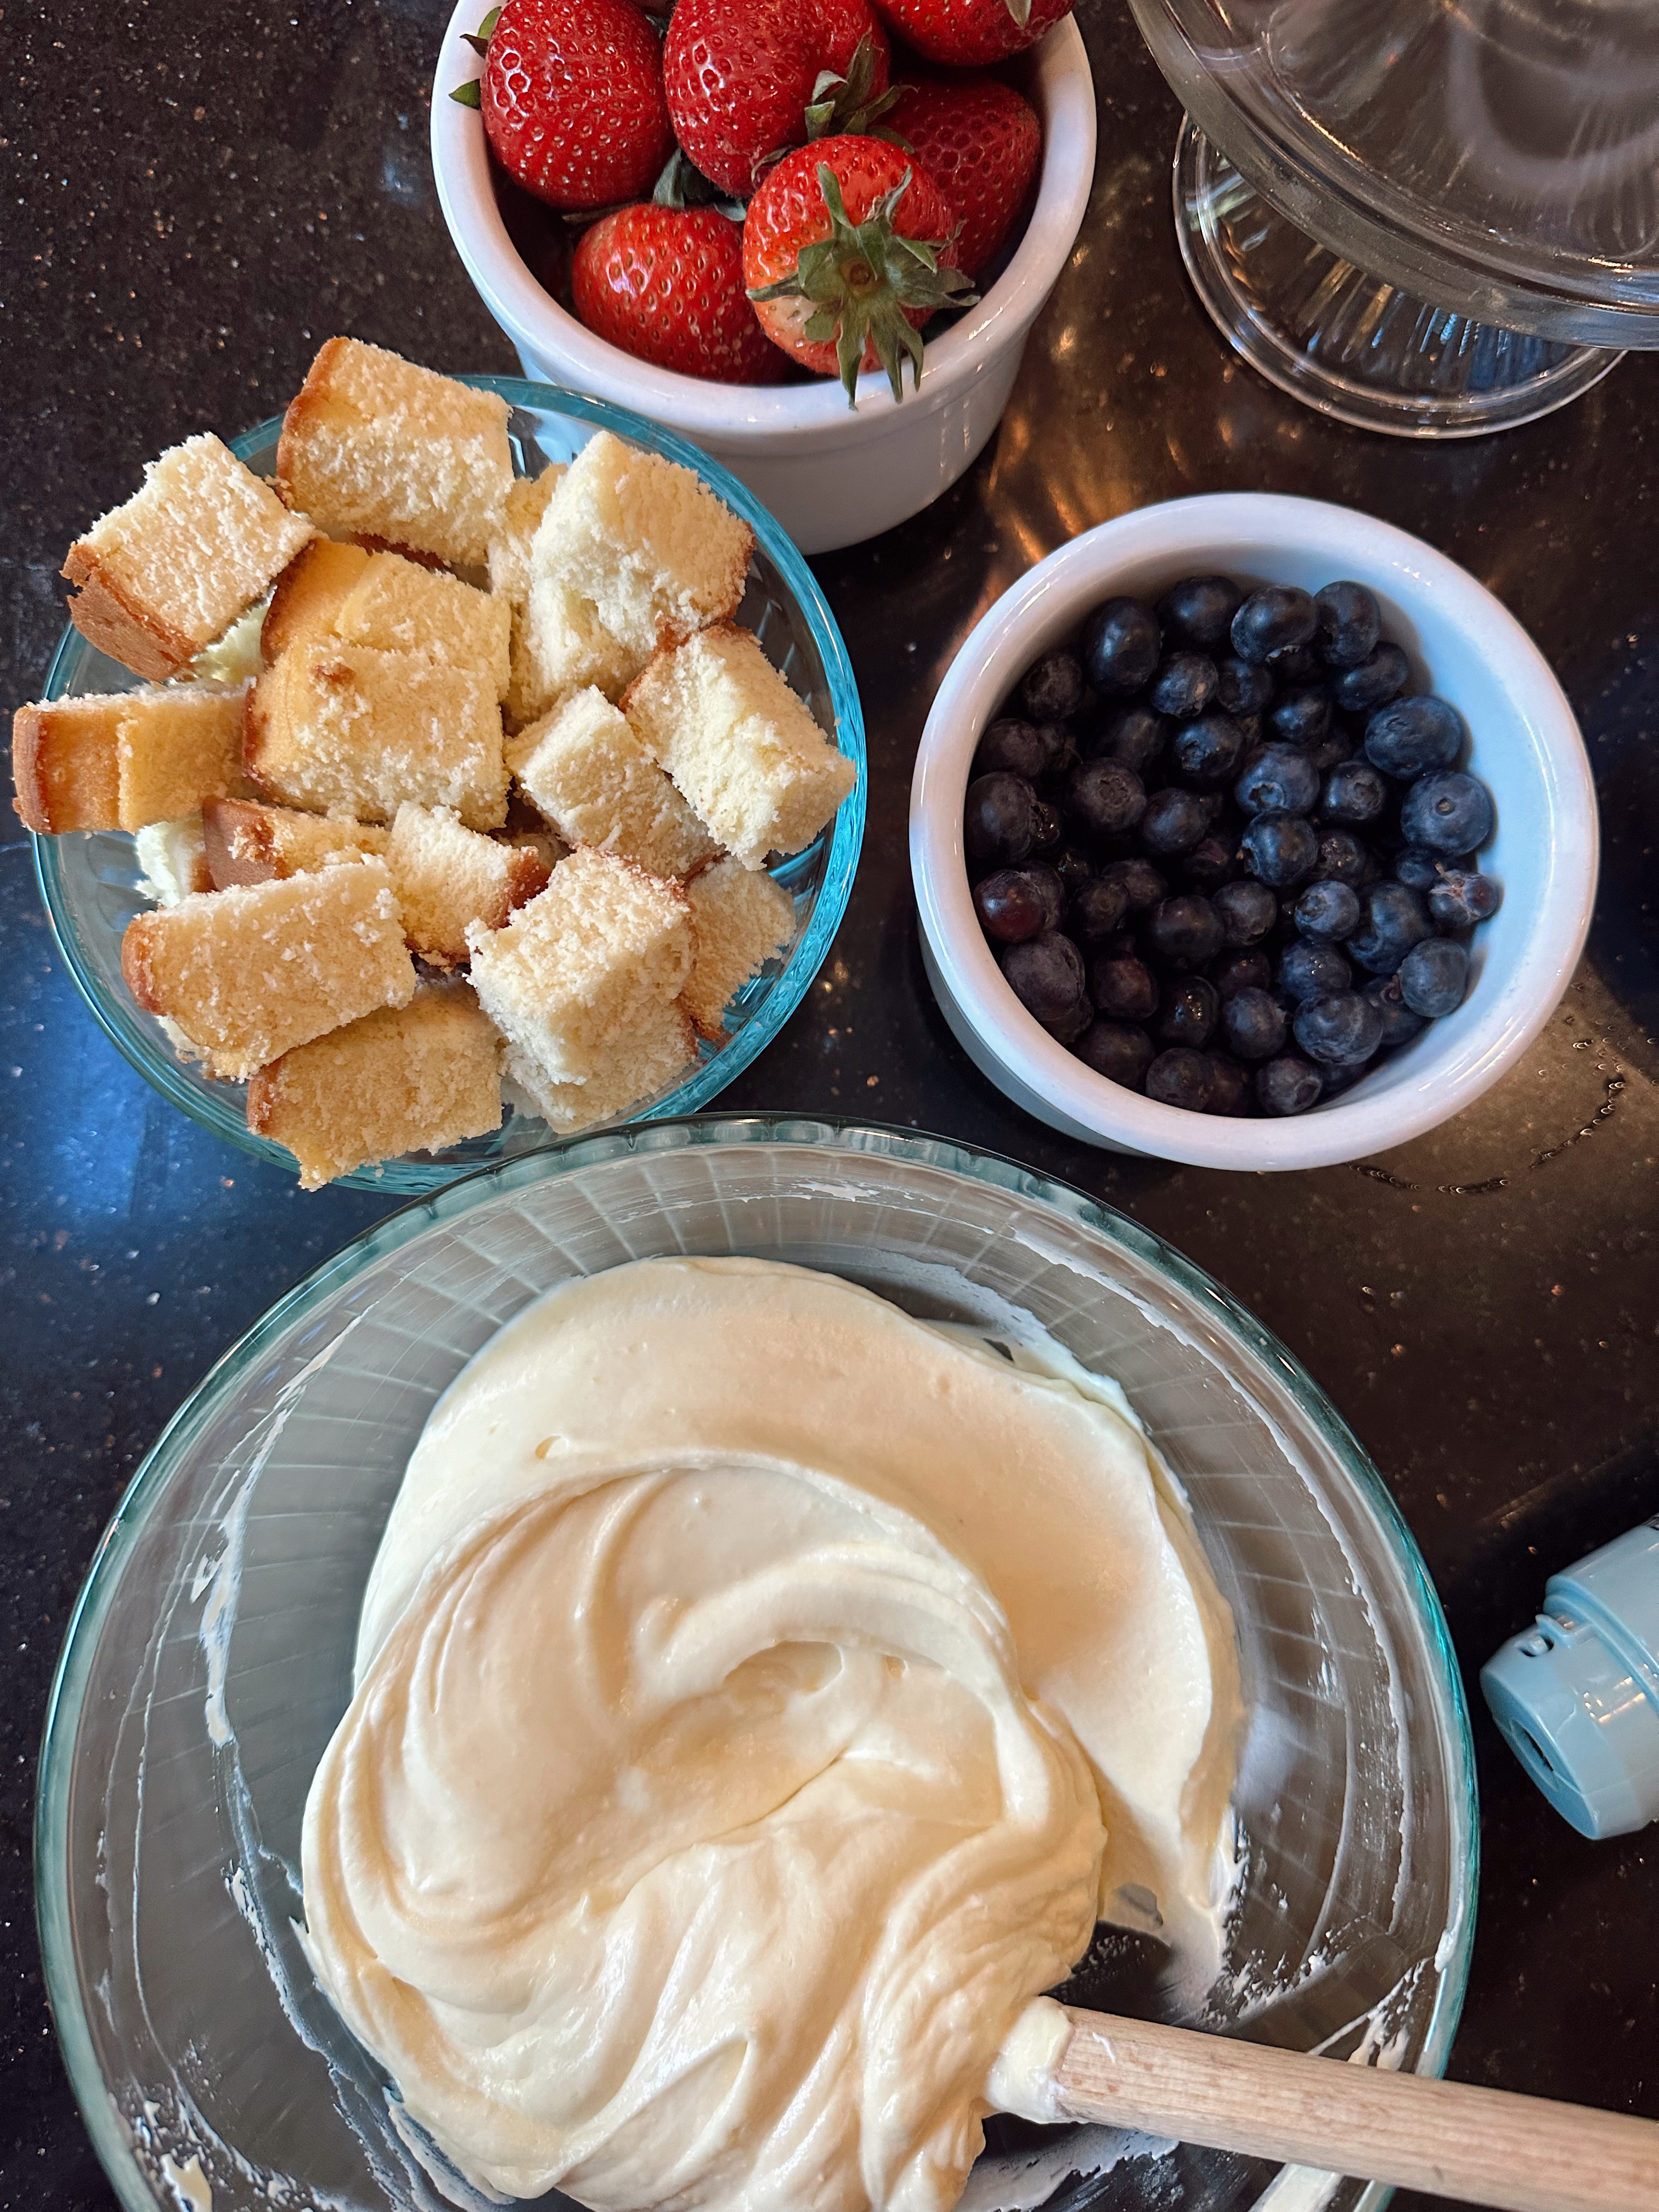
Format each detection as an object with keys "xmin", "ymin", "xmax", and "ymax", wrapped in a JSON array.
[
  {"xmin": 910, "ymin": 493, "xmax": 1599, "ymax": 1170},
  {"xmin": 430, "ymin": 6, "xmax": 1096, "ymax": 552}
]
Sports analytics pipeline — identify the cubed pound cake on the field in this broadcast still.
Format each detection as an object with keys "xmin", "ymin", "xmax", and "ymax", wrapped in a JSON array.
[
  {"xmin": 61, "ymin": 434, "xmax": 314, "ymax": 680},
  {"xmin": 682, "ymin": 857, "xmax": 797, "ymax": 1038},
  {"xmin": 623, "ymin": 623, "xmax": 856, "ymax": 870},
  {"xmin": 332, "ymin": 553, "xmax": 512, "ymax": 701},
  {"xmin": 14, "ymin": 684, "xmax": 252, "ymax": 833},
  {"xmin": 274, "ymin": 337, "xmax": 512, "ymax": 569},
  {"xmin": 504, "ymin": 994, "xmax": 697, "ymax": 1136},
  {"xmin": 487, "ymin": 462, "xmax": 567, "ymax": 609},
  {"xmin": 120, "ymin": 858, "xmax": 415, "ymax": 1080},
  {"xmin": 387, "ymin": 802, "xmax": 549, "ymax": 968},
  {"xmin": 514, "ymin": 431, "xmax": 753, "ymax": 719},
  {"xmin": 248, "ymin": 987, "xmax": 503, "ymax": 1189},
  {"xmin": 202, "ymin": 795, "xmax": 389, "ymax": 889},
  {"xmin": 507, "ymin": 688, "xmax": 719, "ymax": 880},
  {"xmin": 245, "ymin": 641, "xmax": 507, "ymax": 830},
  {"xmin": 467, "ymin": 847, "xmax": 692, "ymax": 1088},
  {"xmin": 262, "ymin": 538, "xmax": 374, "ymax": 664}
]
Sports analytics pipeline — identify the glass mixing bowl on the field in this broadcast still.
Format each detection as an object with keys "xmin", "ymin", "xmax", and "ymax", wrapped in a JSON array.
[
  {"xmin": 36, "ymin": 1121, "xmax": 1476, "ymax": 2212},
  {"xmin": 30, "ymin": 383, "xmax": 866, "ymax": 1193}
]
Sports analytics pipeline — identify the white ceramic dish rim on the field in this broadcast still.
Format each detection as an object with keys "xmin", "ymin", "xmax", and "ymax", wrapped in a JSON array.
[
  {"xmin": 429, "ymin": 4, "xmax": 1097, "ymax": 448},
  {"xmin": 35, "ymin": 1115, "xmax": 1479, "ymax": 2212},
  {"xmin": 910, "ymin": 492, "xmax": 1600, "ymax": 1172}
]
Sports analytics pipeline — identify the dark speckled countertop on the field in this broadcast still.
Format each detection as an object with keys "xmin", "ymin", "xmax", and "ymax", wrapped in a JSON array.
[{"xmin": 2, "ymin": 3, "xmax": 1655, "ymax": 2207}]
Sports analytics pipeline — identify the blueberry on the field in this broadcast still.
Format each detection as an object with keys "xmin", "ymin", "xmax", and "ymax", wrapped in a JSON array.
[
  {"xmin": 1148, "ymin": 651, "xmax": 1218, "ymax": 720},
  {"xmin": 1099, "ymin": 856, "xmax": 1168, "ymax": 912},
  {"xmin": 1401, "ymin": 771, "xmax": 1496, "ymax": 855},
  {"xmin": 1170, "ymin": 712, "xmax": 1247, "ymax": 787},
  {"xmin": 1002, "ymin": 931, "xmax": 1086, "ymax": 1025},
  {"xmin": 1222, "ymin": 986, "xmax": 1287, "ymax": 1060},
  {"xmin": 1232, "ymin": 586, "xmax": 1317, "ymax": 664},
  {"xmin": 1082, "ymin": 598, "xmax": 1161, "ymax": 695},
  {"xmin": 1399, "ymin": 936, "xmax": 1470, "ymax": 1018},
  {"xmin": 1204, "ymin": 1052, "xmax": 1254, "ymax": 1115},
  {"xmin": 1428, "ymin": 870, "xmax": 1502, "ymax": 928},
  {"xmin": 1240, "ymin": 811, "xmax": 1319, "ymax": 888},
  {"xmin": 1212, "ymin": 877, "xmax": 1279, "ymax": 946},
  {"xmin": 1156, "ymin": 975, "xmax": 1220, "ymax": 1050},
  {"xmin": 1256, "ymin": 1054, "xmax": 1324, "ymax": 1115},
  {"xmin": 1074, "ymin": 1020, "xmax": 1156, "ymax": 1090},
  {"xmin": 973, "ymin": 718, "xmax": 1048, "ymax": 782},
  {"xmin": 1364, "ymin": 695, "xmax": 1463, "ymax": 779},
  {"xmin": 1157, "ymin": 575, "xmax": 1243, "ymax": 653},
  {"xmin": 1065, "ymin": 758, "xmax": 1147, "ymax": 840},
  {"xmin": 1304, "ymin": 731, "xmax": 1355, "ymax": 776},
  {"xmin": 1330, "ymin": 642, "xmax": 1411, "ymax": 714},
  {"xmin": 1362, "ymin": 972, "xmax": 1427, "ymax": 1047},
  {"xmin": 1031, "ymin": 722, "xmax": 1078, "ymax": 783},
  {"xmin": 974, "ymin": 868, "xmax": 1054, "ymax": 944},
  {"xmin": 964, "ymin": 772, "xmax": 1036, "ymax": 865},
  {"xmin": 1147, "ymin": 894, "xmax": 1224, "ymax": 970},
  {"xmin": 1146, "ymin": 1047, "xmax": 1214, "ymax": 1111},
  {"xmin": 1043, "ymin": 996, "xmax": 1094, "ymax": 1046},
  {"xmin": 1294, "ymin": 879, "xmax": 1362, "ymax": 940},
  {"xmin": 1235, "ymin": 744, "xmax": 1319, "ymax": 818},
  {"xmin": 1266, "ymin": 687, "xmax": 1333, "ymax": 749},
  {"xmin": 1053, "ymin": 845, "xmax": 1093, "ymax": 895},
  {"xmin": 1086, "ymin": 704, "xmax": 1166, "ymax": 774},
  {"xmin": 1278, "ymin": 939, "xmax": 1351, "ymax": 1002},
  {"xmin": 1347, "ymin": 880, "xmax": 1433, "ymax": 973},
  {"xmin": 1181, "ymin": 834, "xmax": 1237, "ymax": 891},
  {"xmin": 1211, "ymin": 947, "xmax": 1272, "ymax": 998},
  {"xmin": 1265, "ymin": 639, "xmax": 1322, "ymax": 686},
  {"xmin": 1311, "ymin": 828, "xmax": 1369, "ymax": 888},
  {"xmin": 1091, "ymin": 951, "xmax": 1159, "ymax": 1021},
  {"xmin": 1314, "ymin": 581, "xmax": 1383, "ymax": 668},
  {"xmin": 1293, "ymin": 990, "xmax": 1384, "ymax": 1068},
  {"xmin": 1068, "ymin": 874, "xmax": 1132, "ymax": 943},
  {"xmin": 1216, "ymin": 656, "xmax": 1275, "ymax": 716},
  {"xmin": 1321, "ymin": 760, "xmax": 1387, "ymax": 826},
  {"xmin": 1139, "ymin": 786, "xmax": 1212, "ymax": 857},
  {"xmin": 1393, "ymin": 845, "xmax": 1451, "ymax": 891},
  {"xmin": 1020, "ymin": 649, "xmax": 1085, "ymax": 723}
]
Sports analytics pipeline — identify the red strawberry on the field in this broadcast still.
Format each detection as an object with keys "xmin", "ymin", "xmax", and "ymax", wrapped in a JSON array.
[
  {"xmin": 664, "ymin": 0, "xmax": 895, "ymax": 200},
  {"xmin": 482, "ymin": 0, "xmax": 674, "ymax": 212},
  {"xmin": 743, "ymin": 134, "xmax": 975, "ymax": 402},
  {"xmin": 572, "ymin": 206, "xmax": 785, "ymax": 383},
  {"xmin": 871, "ymin": 0, "xmax": 1074, "ymax": 66},
  {"xmin": 884, "ymin": 74, "xmax": 1040, "ymax": 278}
]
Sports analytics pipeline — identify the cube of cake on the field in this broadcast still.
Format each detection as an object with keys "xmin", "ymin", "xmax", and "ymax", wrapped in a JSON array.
[
  {"xmin": 202, "ymin": 795, "xmax": 389, "ymax": 889},
  {"xmin": 61, "ymin": 433, "xmax": 314, "ymax": 680},
  {"xmin": 488, "ymin": 462, "xmax": 566, "ymax": 608},
  {"xmin": 134, "ymin": 816, "xmax": 212, "ymax": 905},
  {"xmin": 507, "ymin": 688, "xmax": 719, "ymax": 879},
  {"xmin": 245, "ymin": 641, "xmax": 507, "ymax": 830},
  {"xmin": 514, "ymin": 571, "xmax": 640, "ymax": 726},
  {"xmin": 13, "ymin": 684, "xmax": 252, "ymax": 834},
  {"xmin": 623, "ymin": 624, "xmax": 856, "ymax": 869},
  {"xmin": 682, "ymin": 857, "xmax": 797, "ymax": 1037},
  {"xmin": 467, "ymin": 847, "xmax": 692, "ymax": 1088},
  {"xmin": 504, "ymin": 995, "xmax": 697, "ymax": 1135},
  {"xmin": 120, "ymin": 857, "xmax": 415, "ymax": 1080},
  {"xmin": 332, "ymin": 553, "xmax": 511, "ymax": 700},
  {"xmin": 387, "ymin": 802, "xmax": 550, "ymax": 967},
  {"xmin": 247, "ymin": 986, "xmax": 503, "ymax": 1189},
  {"xmin": 274, "ymin": 337, "xmax": 512, "ymax": 568},
  {"xmin": 262, "ymin": 538, "xmax": 374, "ymax": 664},
  {"xmin": 534, "ymin": 431, "xmax": 753, "ymax": 662}
]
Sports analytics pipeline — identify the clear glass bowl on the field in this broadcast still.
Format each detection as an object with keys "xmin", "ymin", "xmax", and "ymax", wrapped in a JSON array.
[
  {"xmin": 30, "ymin": 382, "xmax": 866, "ymax": 1192},
  {"xmin": 37, "ymin": 1120, "xmax": 1477, "ymax": 2212}
]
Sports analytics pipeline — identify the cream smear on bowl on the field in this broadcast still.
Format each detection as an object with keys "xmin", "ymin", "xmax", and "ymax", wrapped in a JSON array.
[{"xmin": 299, "ymin": 1256, "xmax": 1241, "ymax": 2212}]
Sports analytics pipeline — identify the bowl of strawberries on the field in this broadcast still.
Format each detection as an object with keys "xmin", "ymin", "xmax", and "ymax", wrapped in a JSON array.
[{"xmin": 431, "ymin": 0, "xmax": 1096, "ymax": 552}]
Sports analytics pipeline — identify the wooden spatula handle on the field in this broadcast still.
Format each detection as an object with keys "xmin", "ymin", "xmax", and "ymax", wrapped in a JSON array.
[{"xmin": 1052, "ymin": 2006, "xmax": 1659, "ymax": 2212}]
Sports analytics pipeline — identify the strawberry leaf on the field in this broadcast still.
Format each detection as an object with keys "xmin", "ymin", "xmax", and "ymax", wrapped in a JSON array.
[
  {"xmin": 461, "ymin": 6, "xmax": 500, "ymax": 54},
  {"xmin": 653, "ymin": 145, "xmax": 746, "ymax": 220},
  {"xmin": 803, "ymin": 35, "xmax": 904, "ymax": 143},
  {"xmin": 449, "ymin": 77, "xmax": 482, "ymax": 106}
]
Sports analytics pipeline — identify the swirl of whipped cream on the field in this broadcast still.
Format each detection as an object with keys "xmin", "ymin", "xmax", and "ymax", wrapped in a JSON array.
[{"xmin": 301, "ymin": 1257, "xmax": 1238, "ymax": 2212}]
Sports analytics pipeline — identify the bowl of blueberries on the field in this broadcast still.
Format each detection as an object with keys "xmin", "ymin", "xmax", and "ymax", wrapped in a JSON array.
[{"xmin": 910, "ymin": 492, "xmax": 1597, "ymax": 1168}]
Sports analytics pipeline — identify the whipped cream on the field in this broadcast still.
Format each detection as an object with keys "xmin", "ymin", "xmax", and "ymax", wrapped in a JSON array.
[{"xmin": 301, "ymin": 1257, "xmax": 1239, "ymax": 2212}]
